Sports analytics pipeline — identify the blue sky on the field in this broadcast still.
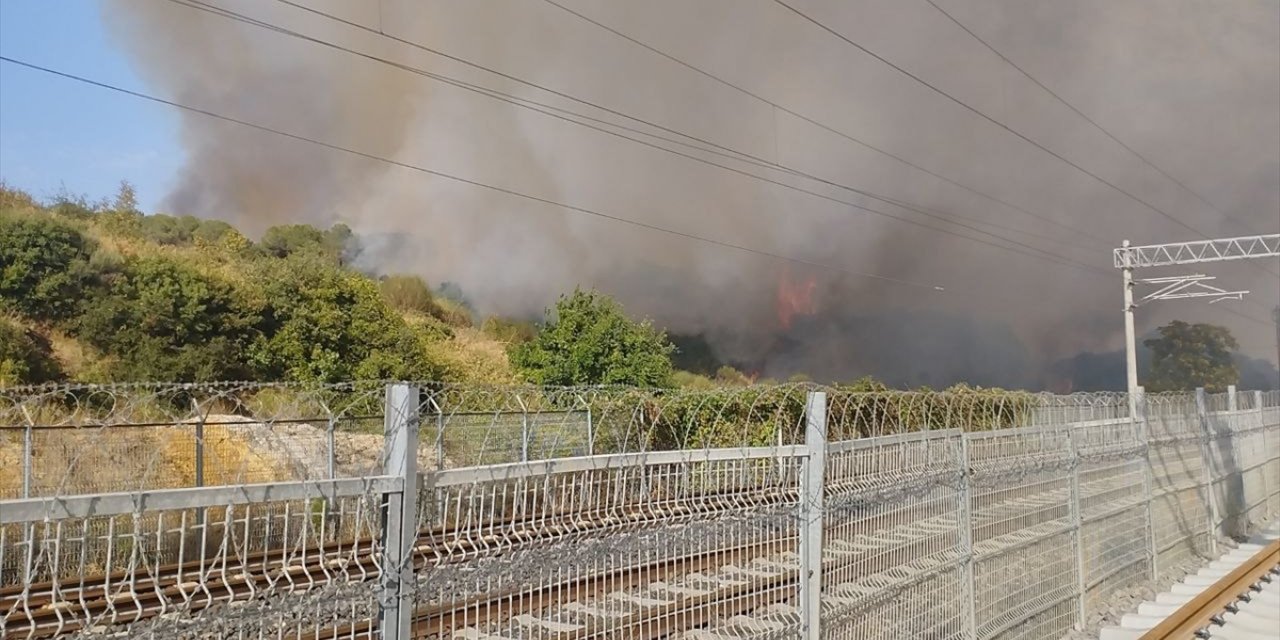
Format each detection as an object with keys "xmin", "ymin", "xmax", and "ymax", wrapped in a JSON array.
[{"xmin": 0, "ymin": 0, "xmax": 180, "ymax": 211}]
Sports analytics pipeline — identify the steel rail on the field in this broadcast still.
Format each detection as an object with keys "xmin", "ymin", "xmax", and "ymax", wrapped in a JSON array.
[{"xmin": 1138, "ymin": 538, "xmax": 1280, "ymax": 639}]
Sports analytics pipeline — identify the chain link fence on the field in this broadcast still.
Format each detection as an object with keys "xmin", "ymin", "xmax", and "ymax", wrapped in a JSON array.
[{"xmin": 1, "ymin": 382, "xmax": 1278, "ymax": 639}]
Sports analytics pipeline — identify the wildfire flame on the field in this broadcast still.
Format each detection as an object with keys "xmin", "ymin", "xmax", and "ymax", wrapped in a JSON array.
[{"xmin": 776, "ymin": 266, "xmax": 817, "ymax": 330}]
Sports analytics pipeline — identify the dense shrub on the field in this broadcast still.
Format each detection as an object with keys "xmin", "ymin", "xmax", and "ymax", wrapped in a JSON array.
[
  {"xmin": 0, "ymin": 319, "xmax": 63, "ymax": 385},
  {"xmin": 248, "ymin": 258, "xmax": 447, "ymax": 383},
  {"xmin": 0, "ymin": 212, "xmax": 96, "ymax": 321},
  {"xmin": 76, "ymin": 256, "xmax": 260, "ymax": 381}
]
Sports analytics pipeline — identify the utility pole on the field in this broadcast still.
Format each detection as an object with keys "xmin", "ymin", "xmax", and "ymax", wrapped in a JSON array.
[
  {"xmin": 1114, "ymin": 234, "xmax": 1280, "ymax": 403},
  {"xmin": 1274, "ymin": 305, "xmax": 1280, "ymax": 390},
  {"xmin": 1122, "ymin": 240, "xmax": 1139, "ymax": 417}
]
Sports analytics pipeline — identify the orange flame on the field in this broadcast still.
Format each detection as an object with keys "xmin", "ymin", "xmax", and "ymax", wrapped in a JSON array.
[{"xmin": 776, "ymin": 266, "xmax": 817, "ymax": 330}]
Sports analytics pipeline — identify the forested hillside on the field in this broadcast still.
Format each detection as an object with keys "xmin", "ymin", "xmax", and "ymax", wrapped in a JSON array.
[{"xmin": 0, "ymin": 182, "xmax": 526, "ymax": 386}]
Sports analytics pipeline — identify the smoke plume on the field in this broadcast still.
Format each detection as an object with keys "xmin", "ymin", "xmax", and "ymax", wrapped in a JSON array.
[{"xmin": 105, "ymin": 0, "xmax": 1280, "ymax": 387}]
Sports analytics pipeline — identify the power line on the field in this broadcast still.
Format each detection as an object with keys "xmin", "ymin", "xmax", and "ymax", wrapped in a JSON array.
[
  {"xmin": 5, "ymin": 53, "xmax": 1273, "ymax": 337},
  {"xmin": 771, "ymin": 0, "xmax": 1280, "ymax": 317},
  {"xmin": 162, "ymin": 0, "xmax": 1113, "ymax": 276},
  {"xmin": 270, "ymin": 0, "xmax": 1117, "ymax": 257},
  {"xmin": 256, "ymin": 0, "xmax": 1105, "ymax": 259},
  {"xmin": 165, "ymin": 0, "xmax": 1280, "ymax": 336},
  {"xmin": 921, "ymin": 0, "xmax": 1280, "ymax": 278},
  {"xmin": 770, "ymin": 0, "xmax": 1249, "ymax": 244},
  {"xmin": 0, "ymin": 54, "xmax": 954, "ymax": 294},
  {"xmin": 535, "ymin": 0, "xmax": 1115, "ymax": 249}
]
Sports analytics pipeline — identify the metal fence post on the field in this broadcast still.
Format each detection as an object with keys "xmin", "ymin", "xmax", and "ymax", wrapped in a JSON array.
[
  {"xmin": 1135, "ymin": 388, "xmax": 1158, "ymax": 582},
  {"xmin": 1257, "ymin": 390, "xmax": 1272, "ymax": 521},
  {"xmin": 22, "ymin": 422, "xmax": 32, "ymax": 499},
  {"xmin": 326, "ymin": 416, "xmax": 336, "ymax": 480},
  {"xmin": 518, "ymin": 396, "xmax": 530, "ymax": 463},
  {"xmin": 1227, "ymin": 385, "xmax": 1237, "ymax": 412},
  {"xmin": 194, "ymin": 413, "xmax": 205, "ymax": 489},
  {"xmin": 586, "ymin": 404, "xmax": 595, "ymax": 456},
  {"xmin": 958, "ymin": 434, "xmax": 978, "ymax": 639},
  {"xmin": 1195, "ymin": 388, "xmax": 1218, "ymax": 554},
  {"xmin": 1067, "ymin": 428, "xmax": 1087, "ymax": 629},
  {"xmin": 799, "ymin": 391, "xmax": 826, "ymax": 640},
  {"xmin": 435, "ymin": 410, "xmax": 445, "ymax": 471},
  {"xmin": 380, "ymin": 383, "xmax": 420, "ymax": 640}
]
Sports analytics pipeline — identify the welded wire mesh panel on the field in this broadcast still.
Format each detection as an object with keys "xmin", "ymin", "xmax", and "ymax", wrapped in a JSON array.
[
  {"xmin": 966, "ymin": 426, "xmax": 1077, "ymax": 639},
  {"xmin": 0, "ymin": 485, "xmax": 389, "ymax": 639},
  {"xmin": 1205, "ymin": 408, "xmax": 1245, "ymax": 539},
  {"xmin": 1266, "ymin": 409, "xmax": 1280, "ymax": 520},
  {"xmin": 1072, "ymin": 419, "xmax": 1150, "ymax": 627},
  {"xmin": 1210, "ymin": 408, "xmax": 1274, "ymax": 536},
  {"xmin": 409, "ymin": 450, "xmax": 804, "ymax": 639},
  {"xmin": 0, "ymin": 383, "xmax": 388, "ymax": 498},
  {"xmin": 1146, "ymin": 395, "xmax": 1212, "ymax": 581},
  {"xmin": 819, "ymin": 429, "xmax": 967, "ymax": 640}
]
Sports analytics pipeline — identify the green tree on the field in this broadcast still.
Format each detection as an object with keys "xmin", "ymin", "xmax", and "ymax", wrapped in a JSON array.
[
  {"xmin": 0, "ymin": 212, "xmax": 96, "ymax": 321},
  {"xmin": 1144, "ymin": 320, "xmax": 1240, "ymax": 392},
  {"xmin": 76, "ymin": 256, "xmax": 260, "ymax": 381},
  {"xmin": 112, "ymin": 180, "xmax": 139, "ymax": 215},
  {"xmin": 510, "ymin": 289, "xmax": 674, "ymax": 386},
  {"xmin": 258, "ymin": 223, "xmax": 354, "ymax": 263}
]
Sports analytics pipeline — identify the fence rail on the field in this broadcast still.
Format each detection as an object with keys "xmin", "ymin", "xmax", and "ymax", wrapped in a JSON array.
[{"xmin": 1, "ymin": 382, "xmax": 1278, "ymax": 639}]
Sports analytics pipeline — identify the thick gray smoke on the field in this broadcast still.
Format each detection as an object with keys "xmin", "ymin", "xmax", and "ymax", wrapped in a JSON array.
[{"xmin": 105, "ymin": 0, "xmax": 1279, "ymax": 387}]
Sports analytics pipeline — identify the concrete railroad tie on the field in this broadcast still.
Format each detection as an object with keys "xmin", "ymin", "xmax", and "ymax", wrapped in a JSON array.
[{"xmin": 1099, "ymin": 520, "xmax": 1280, "ymax": 640}]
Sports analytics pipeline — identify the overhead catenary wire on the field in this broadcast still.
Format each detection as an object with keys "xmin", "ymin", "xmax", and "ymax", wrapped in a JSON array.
[
  {"xmin": 276, "ymin": 0, "xmax": 1086, "ymax": 248},
  {"xmin": 0, "ymin": 55, "xmax": 959, "ymax": 296},
  {"xmin": 160, "ymin": 0, "xmax": 1114, "ymax": 277},
  {"xmin": 202, "ymin": 0, "xmax": 1110, "ymax": 268},
  {"xmin": 775, "ymin": 0, "xmax": 1280, "ymax": 321},
  {"xmin": 5, "ymin": 13, "xmax": 1274, "ymax": 331},
  {"xmin": 272, "ymin": 0, "xmax": 1096, "ymax": 251},
  {"xmin": 772, "ymin": 0, "xmax": 1280, "ymax": 287},
  {"xmin": 532, "ymin": 0, "xmax": 1279, "ymax": 323},
  {"xmin": 920, "ymin": 0, "xmax": 1280, "ymax": 279},
  {"xmin": 534, "ymin": 0, "xmax": 1113, "ymax": 249}
]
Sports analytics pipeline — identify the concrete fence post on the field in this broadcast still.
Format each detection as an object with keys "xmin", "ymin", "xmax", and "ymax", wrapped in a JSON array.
[
  {"xmin": 1195, "ymin": 388, "xmax": 1218, "ymax": 554},
  {"xmin": 799, "ymin": 391, "xmax": 826, "ymax": 640},
  {"xmin": 379, "ymin": 383, "xmax": 419, "ymax": 640}
]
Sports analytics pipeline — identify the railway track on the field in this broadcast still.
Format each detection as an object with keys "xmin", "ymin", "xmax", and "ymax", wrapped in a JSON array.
[
  {"xmin": 2, "ymin": 461, "xmax": 1138, "ymax": 639},
  {"xmin": 0, "ymin": 486, "xmax": 793, "ymax": 639},
  {"xmin": 1099, "ymin": 521, "xmax": 1280, "ymax": 640}
]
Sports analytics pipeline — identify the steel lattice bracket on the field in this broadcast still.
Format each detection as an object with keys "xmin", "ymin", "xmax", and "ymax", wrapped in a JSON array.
[
  {"xmin": 1114, "ymin": 234, "xmax": 1280, "ymax": 269},
  {"xmin": 1136, "ymin": 274, "xmax": 1248, "ymax": 307}
]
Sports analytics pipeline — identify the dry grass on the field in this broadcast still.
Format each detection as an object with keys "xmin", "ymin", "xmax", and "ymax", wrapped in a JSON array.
[
  {"xmin": 0, "ymin": 418, "xmax": 286, "ymax": 498},
  {"xmin": 45, "ymin": 326, "xmax": 101, "ymax": 379},
  {"xmin": 430, "ymin": 327, "xmax": 522, "ymax": 384}
]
